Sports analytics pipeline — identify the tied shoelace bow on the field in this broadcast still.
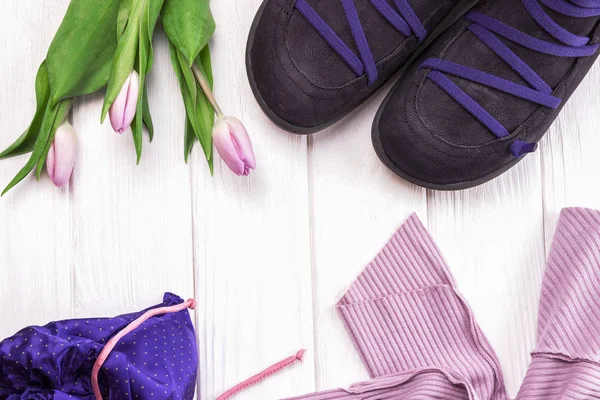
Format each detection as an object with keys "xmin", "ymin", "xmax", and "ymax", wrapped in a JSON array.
[
  {"xmin": 421, "ymin": 0, "xmax": 600, "ymax": 157},
  {"xmin": 91, "ymin": 298, "xmax": 304, "ymax": 400},
  {"xmin": 295, "ymin": 0, "xmax": 426, "ymax": 85}
]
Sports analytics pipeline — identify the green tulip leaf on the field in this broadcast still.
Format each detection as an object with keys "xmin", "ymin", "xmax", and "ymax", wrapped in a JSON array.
[
  {"xmin": 2, "ymin": 99, "xmax": 71, "ymax": 196},
  {"xmin": 169, "ymin": 42, "xmax": 215, "ymax": 168},
  {"xmin": 198, "ymin": 44, "xmax": 213, "ymax": 88},
  {"xmin": 101, "ymin": 0, "xmax": 142, "ymax": 122},
  {"xmin": 36, "ymin": 99, "xmax": 72, "ymax": 179},
  {"xmin": 0, "ymin": 62, "xmax": 51, "ymax": 159},
  {"xmin": 142, "ymin": 0, "xmax": 164, "ymax": 72},
  {"xmin": 104, "ymin": 0, "xmax": 163, "ymax": 161},
  {"xmin": 175, "ymin": 48, "xmax": 198, "ymax": 105},
  {"xmin": 184, "ymin": 115, "xmax": 195, "ymax": 162},
  {"xmin": 162, "ymin": 0, "xmax": 215, "ymax": 67},
  {"xmin": 142, "ymin": 89, "xmax": 154, "ymax": 141},
  {"xmin": 118, "ymin": 0, "xmax": 134, "ymax": 37},
  {"xmin": 207, "ymin": 151, "xmax": 213, "ymax": 176},
  {"xmin": 169, "ymin": 45, "xmax": 196, "ymax": 131},
  {"xmin": 179, "ymin": 48, "xmax": 212, "ymax": 161},
  {"xmin": 131, "ymin": 64, "xmax": 144, "ymax": 163},
  {"xmin": 101, "ymin": 0, "xmax": 163, "ymax": 124},
  {"xmin": 169, "ymin": 41, "xmax": 215, "ymax": 169},
  {"xmin": 129, "ymin": 0, "xmax": 164, "ymax": 163},
  {"xmin": 169, "ymin": 42, "xmax": 196, "ymax": 161},
  {"xmin": 192, "ymin": 46, "xmax": 214, "ymax": 165},
  {"xmin": 130, "ymin": 114, "xmax": 142, "ymax": 163},
  {"xmin": 46, "ymin": 0, "xmax": 121, "ymax": 104},
  {"xmin": 198, "ymin": 45, "xmax": 215, "ymax": 175}
]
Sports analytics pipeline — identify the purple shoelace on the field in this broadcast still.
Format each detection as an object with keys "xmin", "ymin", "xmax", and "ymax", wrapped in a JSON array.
[
  {"xmin": 421, "ymin": 0, "xmax": 600, "ymax": 158},
  {"xmin": 295, "ymin": 0, "xmax": 426, "ymax": 85}
]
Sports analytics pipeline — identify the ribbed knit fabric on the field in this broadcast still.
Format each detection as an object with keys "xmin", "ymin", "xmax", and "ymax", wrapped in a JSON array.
[
  {"xmin": 286, "ymin": 208, "xmax": 600, "ymax": 400},
  {"xmin": 516, "ymin": 207, "xmax": 600, "ymax": 399}
]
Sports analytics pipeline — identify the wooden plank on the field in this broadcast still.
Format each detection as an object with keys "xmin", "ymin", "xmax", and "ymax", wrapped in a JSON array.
[
  {"xmin": 539, "ymin": 61, "xmax": 600, "ymax": 400},
  {"xmin": 191, "ymin": 1, "xmax": 315, "ymax": 399},
  {"xmin": 308, "ymin": 89, "xmax": 428, "ymax": 391},
  {"xmin": 69, "ymin": 29, "xmax": 195, "ymax": 317},
  {"xmin": 0, "ymin": 1, "xmax": 74, "ymax": 339},
  {"xmin": 427, "ymin": 152, "xmax": 546, "ymax": 397},
  {"xmin": 541, "ymin": 62, "xmax": 600, "ymax": 245}
]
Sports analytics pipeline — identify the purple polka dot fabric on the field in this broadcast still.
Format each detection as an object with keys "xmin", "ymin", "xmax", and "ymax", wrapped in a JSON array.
[{"xmin": 0, "ymin": 293, "xmax": 198, "ymax": 400}]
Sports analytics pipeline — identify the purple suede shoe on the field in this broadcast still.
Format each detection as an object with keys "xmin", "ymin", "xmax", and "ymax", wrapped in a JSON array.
[
  {"xmin": 373, "ymin": 0, "xmax": 600, "ymax": 189},
  {"xmin": 246, "ymin": 0, "xmax": 473, "ymax": 134}
]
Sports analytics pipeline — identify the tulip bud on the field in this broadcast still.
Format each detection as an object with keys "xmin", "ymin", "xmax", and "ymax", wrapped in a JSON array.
[
  {"xmin": 212, "ymin": 116, "xmax": 256, "ymax": 176},
  {"xmin": 47, "ymin": 122, "xmax": 77, "ymax": 187},
  {"xmin": 109, "ymin": 71, "xmax": 140, "ymax": 134}
]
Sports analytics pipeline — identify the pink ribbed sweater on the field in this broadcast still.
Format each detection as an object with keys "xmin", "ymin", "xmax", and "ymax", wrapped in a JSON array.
[{"xmin": 286, "ymin": 208, "xmax": 600, "ymax": 399}]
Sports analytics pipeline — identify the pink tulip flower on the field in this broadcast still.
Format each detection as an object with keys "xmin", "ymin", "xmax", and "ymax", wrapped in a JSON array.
[
  {"xmin": 189, "ymin": 64, "xmax": 257, "ymax": 176},
  {"xmin": 212, "ymin": 116, "xmax": 256, "ymax": 176},
  {"xmin": 109, "ymin": 71, "xmax": 140, "ymax": 134},
  {"xmin": 47, "ymin": 122, "xmax": 77, "ymax": 187}
]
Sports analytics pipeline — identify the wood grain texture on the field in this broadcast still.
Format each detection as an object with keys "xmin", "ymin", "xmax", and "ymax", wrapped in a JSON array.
[
  {"xmin": 541, "ymin": 61, "xmax": 600, "ymax": 247},
  {"xmin": 308, "ymin": 87, "xmax": 427, "ymax": 392},
  {"xmin": 0, "ymin": 0, "xmax": 74, "ymax": 339},
  {"xmin": 427, "ymin": 162, "xmax": 546, "ymax": 397},
  {"xmin": 191, "ymin": 1, "xmax": 315, "ymax": 399},
  {"xmin": 0, "ymin": 1, "xmax": 599, "ymax": 400},
  {"xmin": 70, "ymin": 27, "xmax": 195, "ymax": 317}
]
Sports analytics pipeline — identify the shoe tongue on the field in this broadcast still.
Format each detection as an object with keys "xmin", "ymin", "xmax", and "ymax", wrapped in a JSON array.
[
  {"xmin": 471, "ymin": 0, "xmax": 600, "ymax": 89},
  {"xmin": 417, "ymin": 0, "xmax": 600, "ymax": 147},
  {"xmin": 286, "ymin": 0, "xmax": 445, "ymax": 87}
]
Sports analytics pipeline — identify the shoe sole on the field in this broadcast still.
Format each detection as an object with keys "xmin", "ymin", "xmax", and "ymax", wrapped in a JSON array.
[{"xmin": 245, "ymin": 0, "xmax": 481, "ymax": 135}]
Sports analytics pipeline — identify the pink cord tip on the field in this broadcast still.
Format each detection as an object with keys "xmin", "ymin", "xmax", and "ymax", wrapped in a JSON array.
[
  {"xmin": 296, "ymin": 350, "xmax": 305, "ymax": 361},
  {"xmin": 187, "ymin": 299, "xmax": 197, "ymax": 310}
]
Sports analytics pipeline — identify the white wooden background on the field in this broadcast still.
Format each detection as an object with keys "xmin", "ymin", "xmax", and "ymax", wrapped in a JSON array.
[{"xmin": 1, "ymin": 1, "xmax": 600, "ymax": 399}]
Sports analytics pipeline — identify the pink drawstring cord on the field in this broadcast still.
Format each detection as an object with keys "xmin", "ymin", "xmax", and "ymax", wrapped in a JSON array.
[
  {"xmin": 90, "ymin": 297, "xmax": 303, "ymax": 400},
  {"xmin": 216, "ymin": 349, "xmax": 305, "ymax": 400},
  {"xmin": 91, "ymin": 298, "xmax": 197, "ymax": 400}
]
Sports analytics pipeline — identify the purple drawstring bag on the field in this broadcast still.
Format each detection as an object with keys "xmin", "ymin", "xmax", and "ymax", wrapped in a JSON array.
[{"xmin": 0, "ymin": 293, "xmax": 198, "ymax": 400}]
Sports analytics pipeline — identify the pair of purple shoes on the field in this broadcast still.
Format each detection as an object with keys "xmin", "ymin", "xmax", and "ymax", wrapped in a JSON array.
[{"xmin": 246, "ymin": 0, "xmax": 600, "ymax": 190}]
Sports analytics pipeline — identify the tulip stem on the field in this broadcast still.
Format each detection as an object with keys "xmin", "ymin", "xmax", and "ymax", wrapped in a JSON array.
[{"xmin": 192, "ymin": 64, "xmax": 223, "ymax": 118}]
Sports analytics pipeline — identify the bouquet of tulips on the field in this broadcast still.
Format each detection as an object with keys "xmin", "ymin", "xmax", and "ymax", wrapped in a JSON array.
[{"xmin": 0, "ymin": 0, "xmax": 255, "ymax": 195}]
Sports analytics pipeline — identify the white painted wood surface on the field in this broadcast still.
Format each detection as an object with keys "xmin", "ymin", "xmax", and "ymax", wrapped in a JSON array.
[{"xmin": 0, "ymin": 1, "xmax": 598, "ymax": 399}]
